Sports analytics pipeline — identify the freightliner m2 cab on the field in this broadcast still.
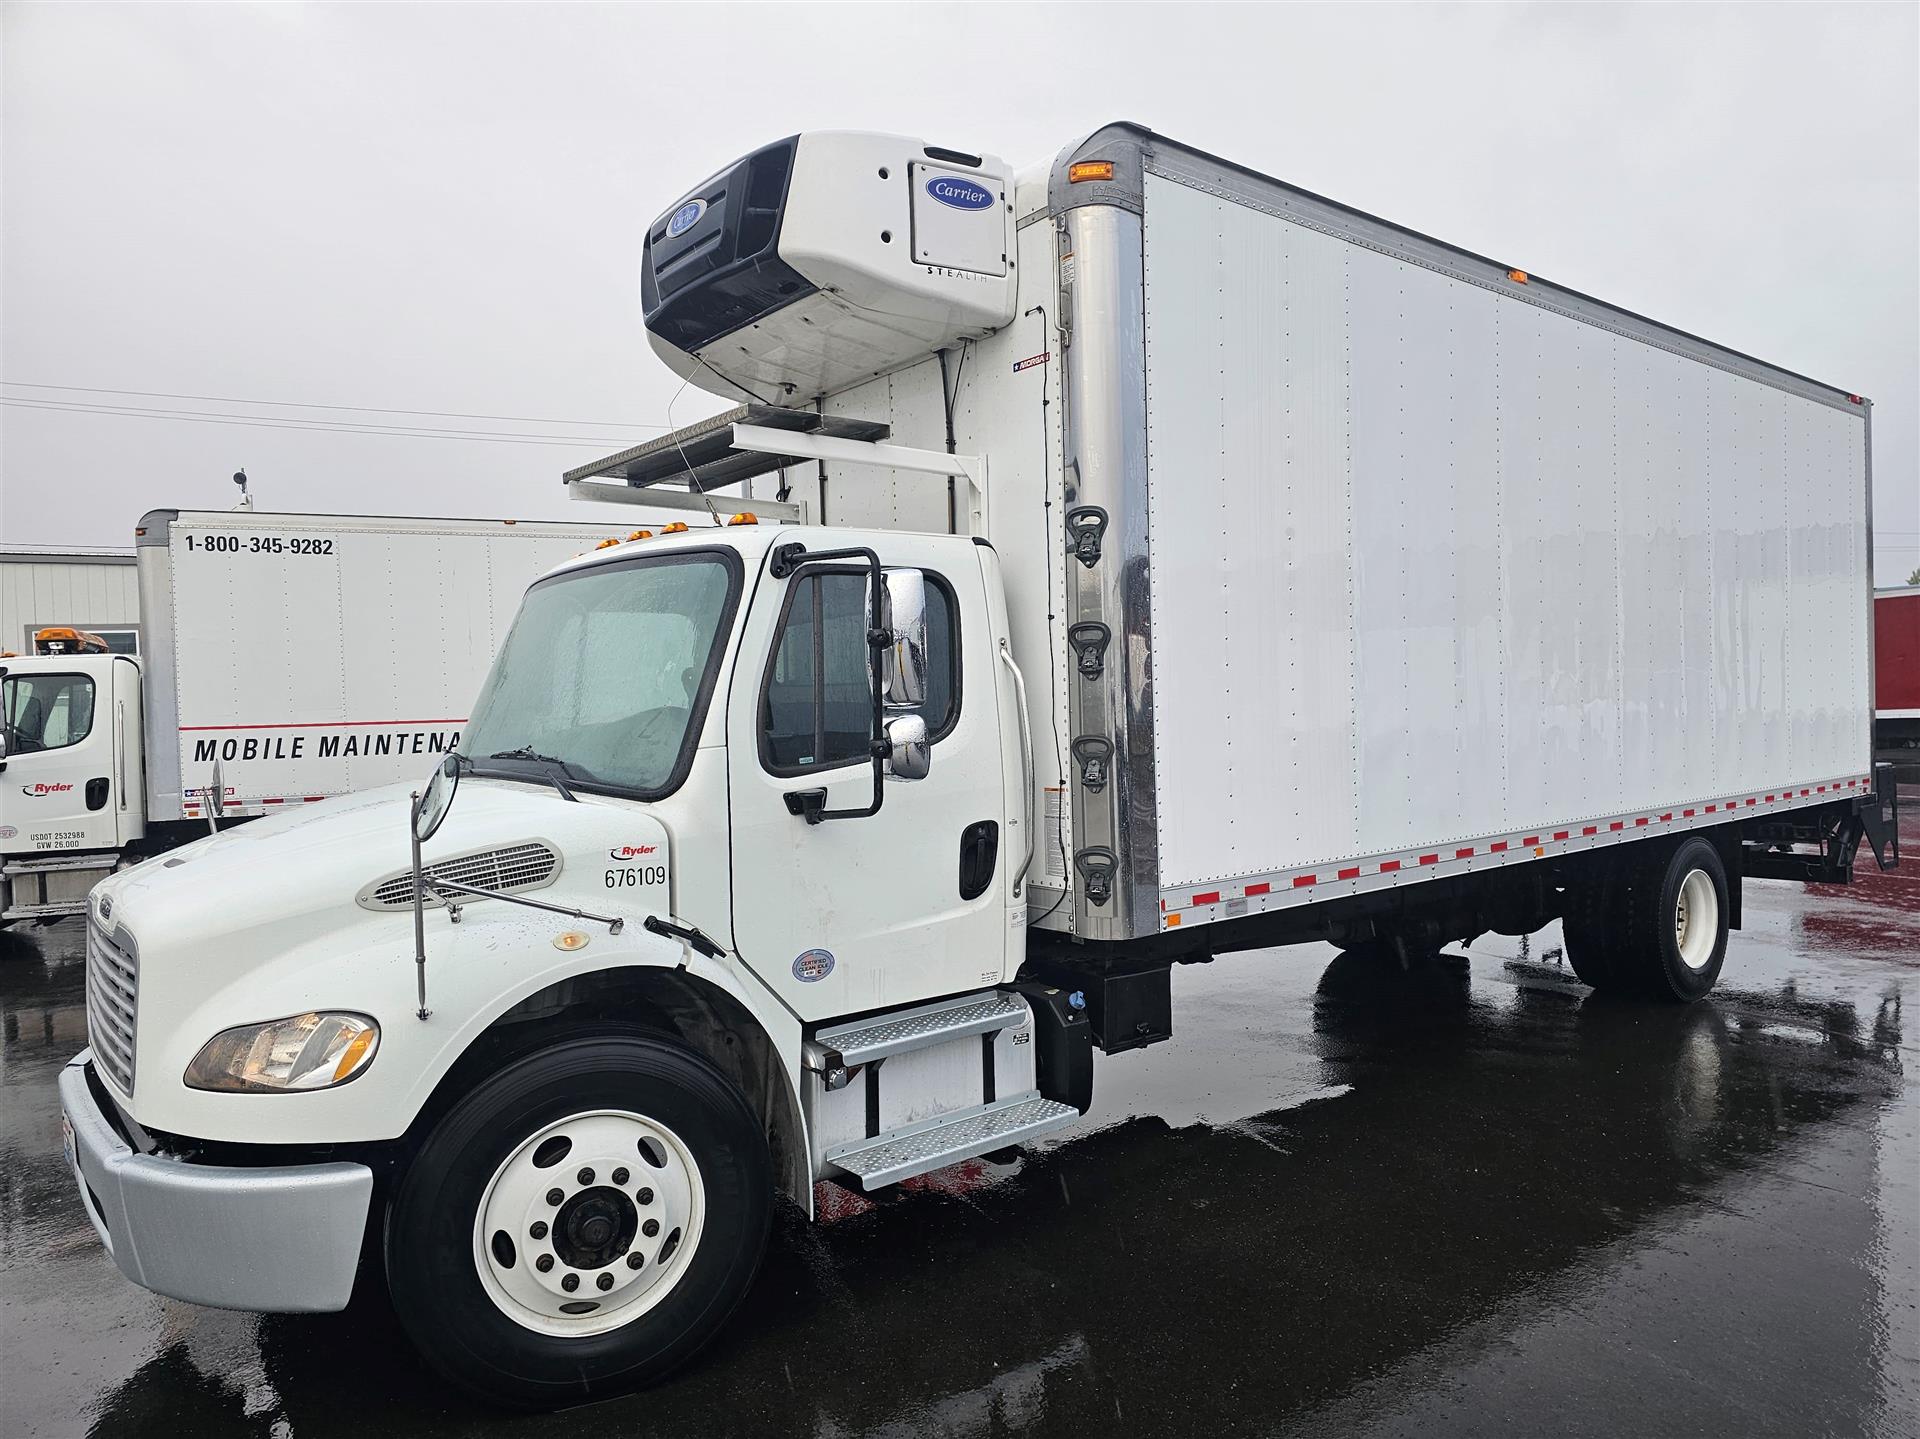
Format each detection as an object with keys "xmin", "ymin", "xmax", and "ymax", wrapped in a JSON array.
[{"xmin": 62, "ymin": 128, "xmax": 1898, "ymax": 1407}]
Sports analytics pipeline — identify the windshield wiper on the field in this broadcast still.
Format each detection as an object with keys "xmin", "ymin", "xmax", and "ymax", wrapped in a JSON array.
[{"xmin": 485, "ymin": 747, "xmax": 577, "ymax": 802}]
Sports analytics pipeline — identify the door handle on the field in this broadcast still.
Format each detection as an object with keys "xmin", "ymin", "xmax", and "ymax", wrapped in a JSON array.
[{"xmin": 959, "ymin": 821, "xmax": 1000, "ymax": 901}]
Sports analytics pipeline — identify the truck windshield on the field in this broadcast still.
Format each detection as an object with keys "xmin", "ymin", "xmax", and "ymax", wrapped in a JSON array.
[{"xmin": 462, "ymin": 551, "xmax": 740, "ymax": 798}]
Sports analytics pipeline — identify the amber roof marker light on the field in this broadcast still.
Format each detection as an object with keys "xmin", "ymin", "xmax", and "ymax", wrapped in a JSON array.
[{"xmin": 1506, "ymin": 269, "xmax": 1529, "ymax": 285}]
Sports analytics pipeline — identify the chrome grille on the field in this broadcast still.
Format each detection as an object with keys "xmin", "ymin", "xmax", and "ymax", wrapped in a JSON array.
[
  {"xmin": 86, "ymin": 920, "xmax": 139, "ymax": 1096},
  {"xmin": 359, "ymin": 841, "xmax": 562, "ymax": 911}
]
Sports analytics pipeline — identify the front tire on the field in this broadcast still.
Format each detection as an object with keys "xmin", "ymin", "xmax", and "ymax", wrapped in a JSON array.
[{"xmin": 385, "ymin": 1030, "xmax": 771, "ymax": 1409}]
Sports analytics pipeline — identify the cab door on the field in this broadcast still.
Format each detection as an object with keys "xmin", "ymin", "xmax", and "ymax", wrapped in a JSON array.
[
  {"xmin": 0, "ymin": 658, "xmax": 130, "ymax": 855},
  {"xmin": 726, "ymin": 535, "xmax": 1009, "ymax": 1019}
]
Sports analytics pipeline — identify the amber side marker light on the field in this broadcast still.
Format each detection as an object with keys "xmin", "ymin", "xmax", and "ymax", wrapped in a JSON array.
[
  {"xmin": 1506, "ymin": 269, "xmax": 1529, "ymax": 284},
  {"xmin": 1069, "ymin": 161, "xmax": 1115, "ymax": 183}
]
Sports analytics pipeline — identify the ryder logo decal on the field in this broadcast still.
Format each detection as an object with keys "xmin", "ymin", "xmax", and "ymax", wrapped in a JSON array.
[
  {"xmin": 21, "ymin": 782, "xmax": 75, "ymax": 797},
  {"xmin": 609, "ymin": 844, "xmax": 659, "ymax": 861}
]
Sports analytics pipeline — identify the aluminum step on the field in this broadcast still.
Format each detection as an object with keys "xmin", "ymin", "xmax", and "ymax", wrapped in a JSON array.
[
  {"xmin": 4, "ymin": 855, "xmax": 116, "ymax": 876},
  {"xmin": 823, "ymin": 1093, "xmax": 1079, "ymax": 1190},
  {"xmin": 808, "ymin": 989, "xmax": 1031, "ymax": 1070}
]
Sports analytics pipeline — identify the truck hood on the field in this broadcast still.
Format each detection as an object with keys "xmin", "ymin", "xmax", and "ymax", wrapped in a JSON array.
[{"xmin": 92, "ymin": 779, "xmax": 669, "ymax": 956}]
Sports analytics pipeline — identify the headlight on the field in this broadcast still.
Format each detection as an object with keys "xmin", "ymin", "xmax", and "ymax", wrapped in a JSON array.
[{"xmin": 184, "ymin": 1012, "xmax": 380, "ymax": 1093}]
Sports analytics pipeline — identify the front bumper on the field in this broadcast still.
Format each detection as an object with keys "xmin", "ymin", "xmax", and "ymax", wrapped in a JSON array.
[{"xmin": 59, "ymin": 1051, "xmax": 374, "ymax": 1312}]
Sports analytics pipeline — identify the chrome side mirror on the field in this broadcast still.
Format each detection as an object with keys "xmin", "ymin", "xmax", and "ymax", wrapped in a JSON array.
[
  {"xmin": 884, "ymin": 713, "xmax": 930, "ymax": 781},
  {"xmin": 878, "ymin": 567, "xmax": 931, "ymax": 783},
  {"xmin": 206, "ymin": 758, "xmax": 227, "ymax": 818},
  {"xmin": 881, "ymin": 568, "xmax": 929, "ymax": 710}
]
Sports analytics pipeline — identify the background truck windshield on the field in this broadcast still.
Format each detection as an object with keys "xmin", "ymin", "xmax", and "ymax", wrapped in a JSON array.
[
  {"xmin": 3, "ymin": 672, "xmax": 95, "ymax": 753},
  {"xmin": 463, "ymin": 552, "xmax": 737, "ymax": 795}
]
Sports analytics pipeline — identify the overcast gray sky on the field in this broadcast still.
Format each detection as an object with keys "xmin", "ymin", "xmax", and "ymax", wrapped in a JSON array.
[{"xmin": 3, "ymin": 2, "xmax": 1915, "ymax": 579}]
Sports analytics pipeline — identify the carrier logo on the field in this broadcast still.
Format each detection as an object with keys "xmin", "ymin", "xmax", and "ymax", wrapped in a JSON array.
[
  {"xmin": 608, "ymin": 844, "xmax": 659, "ymax": 861},
  {"xmin": 925, "ymin": 175, "xmax": 994, "ymax": 211},
  {"xmin": 665, "ymin": 199, "xmax": 707, "ymax": 238},
  {"xmin": 21, "ymin": 782, "xmax": 74, "ymax": 797}
]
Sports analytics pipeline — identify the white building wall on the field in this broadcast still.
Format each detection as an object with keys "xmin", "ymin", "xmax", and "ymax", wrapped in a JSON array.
[{"xmin": 0, "ymin": 549, "xmax": 142, "ymax": 652}]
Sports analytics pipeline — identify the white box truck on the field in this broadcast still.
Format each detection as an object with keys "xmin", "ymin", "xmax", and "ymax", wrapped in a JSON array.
[
  {"xmin": 2, "ymin": 509, "xmax": 616, "ymax": 921},
  {"xmin": 59, "ymin": 126, "xmax": 1899, "ymax": 1407}
]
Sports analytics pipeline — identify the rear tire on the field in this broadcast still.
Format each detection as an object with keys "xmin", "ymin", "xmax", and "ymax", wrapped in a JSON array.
[
  {"xmin": 1619, "ymin": 837, "xmax": 1729, "ymax": 1002},
  {"xmin": 1560, "ymin": 855, "xmax": 1623, "ymax": 991},
  {"xmin": 385, "ymin": 1029, "xmax": 771, "ymax": 1409},
  {"xmin": 1571, "ymin": 839, "xmax": 1729, "ymax": 1002}
]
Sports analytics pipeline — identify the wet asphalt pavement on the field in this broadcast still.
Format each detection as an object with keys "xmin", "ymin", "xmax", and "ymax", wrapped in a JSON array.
[{"xmin": 2, "ymin": 802, "xmax": 1916, "ymax": 1438}]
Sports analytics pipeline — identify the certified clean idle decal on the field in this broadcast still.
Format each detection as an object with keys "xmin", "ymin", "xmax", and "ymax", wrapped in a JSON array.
[{"xmin": 792, "ymin": 948, "xmax": 835, "ymax": 983}]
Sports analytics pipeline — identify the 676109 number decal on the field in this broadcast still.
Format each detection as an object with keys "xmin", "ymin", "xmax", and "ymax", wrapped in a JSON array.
[{"xmin": 606, "ymin": 866, "xmax": 666, "ymax": 888}]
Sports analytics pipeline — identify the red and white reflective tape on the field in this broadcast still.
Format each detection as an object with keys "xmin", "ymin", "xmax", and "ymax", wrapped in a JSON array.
[
  {"xmin": 183, "ymin": 794, "xmax": 330, "ymax": 815},
  {"xmin": 1160, "ymin": 774, "xmax": 1872, "ymax": 925}
]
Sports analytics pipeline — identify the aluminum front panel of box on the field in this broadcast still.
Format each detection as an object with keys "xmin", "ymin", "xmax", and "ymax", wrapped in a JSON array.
[{"xmin": 1140, "ymin": 170, "xmax": 1870, "ymax": 891}]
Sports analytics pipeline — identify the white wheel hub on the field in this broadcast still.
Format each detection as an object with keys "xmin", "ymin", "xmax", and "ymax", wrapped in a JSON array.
[
  {"xmin": 1673, "ymin": 868, "xmax": 1719, "ymax": 972},
  {"xmin": 472, "ymin": 1109, "xmax": 704, "ymax": 1336}
]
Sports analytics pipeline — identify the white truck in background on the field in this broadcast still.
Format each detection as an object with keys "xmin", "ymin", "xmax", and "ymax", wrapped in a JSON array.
[
  {"xmin": 1, "ymin": 509, "xmax": 616, "ymax": 922},
  {"xmin": 61, "ymin": 126, "xmax": 1898, "ymax": 1408}
]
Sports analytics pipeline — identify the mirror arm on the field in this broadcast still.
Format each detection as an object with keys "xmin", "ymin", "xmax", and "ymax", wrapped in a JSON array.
[
  {"xmin": 422, "ymin": 875, "xmax": 626, "ymax": 933},
  {"xmin": 409, "ymin": 790, "xmax": 431, "ymax": 1020},
  {"xmin": 770, "ymin": 542, "xmax": 889, "ymax": 823}
]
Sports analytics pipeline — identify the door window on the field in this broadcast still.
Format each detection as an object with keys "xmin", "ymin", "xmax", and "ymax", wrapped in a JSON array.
[
  {"xmin": 761, "ymin": 570, "xmax": 958, "ymax": 774},
  {"xmin": 3, "ymin": 673, "xmax": 96, "ymax": 753}
]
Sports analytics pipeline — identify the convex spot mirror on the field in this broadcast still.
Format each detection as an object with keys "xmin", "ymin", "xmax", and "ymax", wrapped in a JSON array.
[
  {"xmin": 880, "ymin": 567, "xmax": 929, "ymax": 711},
  {"xmin": 413, "ymin": 754, "xmax": 461, "ymax": 843},
  {"xmin": 884, "ymin": 713, "xmax": 930, "ymax": 782}
]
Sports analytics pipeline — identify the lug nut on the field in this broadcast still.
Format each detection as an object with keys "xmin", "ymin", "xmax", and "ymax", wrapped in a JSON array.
[
  {"xmin": 642, "ymin": 1218, "xmax": 660, "ymax": 1238},
  {"xmin": 626, "ymin": 1253, "xmax": 644, "ymax": 1270},
  {"xmin": 577, "ymin": 1167, "xmax": 595, "ymax": 1185},
  {"xmin": 529, "ymin": 1221, "xmax": 548, "ymax": 1240},
  {"xmin": 637, "ymin": 1187, "xmax": 655, "ymax": 1205},
  {"xmin": 561, "ymin": 1273, "xmax": 579, "ymax": 1292},
  {"xmin": 612, "ymin": 1167, "xmax": 630, "ymax": 1186},
  {"xmin": 545, "ymin": 1188, "xmax": 563, "ymax": 1206},
  {"xmin": 597, "ymin": 1272, "xmax": 615, "ymax": 1291},
  {"xmin": 535, "ymin": 1254, "xmax": 554, "ymax": 1273}
]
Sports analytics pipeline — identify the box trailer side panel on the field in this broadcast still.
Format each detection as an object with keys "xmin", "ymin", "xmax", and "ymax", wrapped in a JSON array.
[
  {"xmin": 1141, "ymin": 169, "xmax": 1871, "ymax": 902},
  {"xmin": 142, "ymin": 512, "xmax": 610, "ymax": 818}
]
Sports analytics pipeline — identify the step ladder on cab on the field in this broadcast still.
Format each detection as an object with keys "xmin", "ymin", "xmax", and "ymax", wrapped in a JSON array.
[{"xmin": 801, "ymin": 988, "xmax": 1088, "ymax": 1190}]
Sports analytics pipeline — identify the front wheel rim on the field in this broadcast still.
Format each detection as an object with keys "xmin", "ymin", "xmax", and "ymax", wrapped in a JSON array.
[
  {"xmin": 1673, "ymin": 869, "xmax": 1719, "ymax": 971},
  {"xmin": 472, "ymin": 1108, "xmax": 704, "ymax": 1336}
]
